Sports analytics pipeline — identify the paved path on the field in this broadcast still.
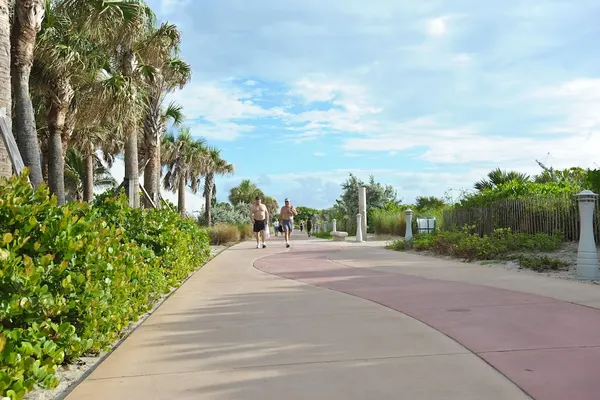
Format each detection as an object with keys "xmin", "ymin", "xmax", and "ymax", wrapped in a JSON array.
[{"xmin": 66, "ymin": 236, "xmax": 600, "ymax": 399}]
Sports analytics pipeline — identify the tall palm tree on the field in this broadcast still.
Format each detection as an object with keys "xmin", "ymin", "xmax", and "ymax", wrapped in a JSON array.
[
  {"xmin": 11, "ymin": 0, "xmax": 46, "ymax": 188},
  {"xmin": 162, "ymin": 127, "xmax": 207, "ymax": 215},
  {"xmin": 0, "ymin": 0, "xmax": 11, "ymax": 179},
  {"xmin": 474, "ymin": 168, "xmax": 530, "ymax": 192},
  {"xmin": 203, "ymin": 147, "xmax": 233, "ymax": 226},
  {"xmin": 62, "ymin": 0, "xmax": 155, "ymax": 208},
  {"xmin": 139, "ymin": 101, "xmax": 184, "ymax": 206},
  {"xmin": 138, "ymin": 23, "xmax": 191, "ymax": 205}
]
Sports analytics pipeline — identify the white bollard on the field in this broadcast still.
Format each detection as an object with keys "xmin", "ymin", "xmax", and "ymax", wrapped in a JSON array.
[
  {"xmin": 332, "ymin": 219, "xmax": 337, "ymax": 232},
  {"xmin": 405, "ymin": 209, "xmax": 414, "ymax": 242},
  {"xmin": 356, "ymin": 214, "xmax": 363, "ymax": 242},
  {"xmin": 576, "ymin": 190, "xmax": 600, "ymax": 280}
]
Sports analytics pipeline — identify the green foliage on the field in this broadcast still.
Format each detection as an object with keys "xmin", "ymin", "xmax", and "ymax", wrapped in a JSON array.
[
  {"xmin": 371, "ymin": 209, "xmax": 406, "ymax": 236},
  {"xmin": 459, "ymin": 180, "xmax": 581, "ymax": 208},
  {"xmin": 474, "ymin": 168, "xmax": 530, "ymax": 191},
  {"xmin": 313, "ymin": 231, "xmax": 332, "ymax": 239},
  {"xmin": 0, "ymin": 173, "xmax": 210, "ymax": 398},
  {"xmin": 410, "ymin": 227, "xmax": 563, "ymax": 261},
  {"xmin": 415, "ymin": 196, "xmax": 445, "ymax": 211},
  {"xmin": 385, "ymin": 239, "xmax": 408, "ymax": 251},
  {"xmin": 228, "ymin": 180, "xmax": 264, "ymax": 206},
  {"xmin": 334, "ymin": 173, "xmax": 399, "ymax": 233},
  {"xmin": 197, "ymin": 202, "xmax": 250, "ymax": 226},
  {"xmin": 517, "ymin": 255, "xmax": 569, "ymax": 272},
  {"xmin": 208, "ymin": 223, "xmax": 253, "ymax": 245},
  {"xmin": 295, "ymin": 206, "xmax": 319, "ymax": 223}
]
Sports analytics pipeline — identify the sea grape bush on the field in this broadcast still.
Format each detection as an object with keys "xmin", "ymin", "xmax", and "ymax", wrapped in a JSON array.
[{"xmin": 0, "ymin": 173, "xmax": 210, "ymax": 399}]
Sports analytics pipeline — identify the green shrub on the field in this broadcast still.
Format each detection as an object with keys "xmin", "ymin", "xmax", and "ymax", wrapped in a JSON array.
[
  {"xmin": 517, "ymin": 255, "xmax": 569, "ymax": 271},
  {"xmin": 386, "ymin": 239, "xmax": 408, "ymax": 251},
  {"xmin": 408, "ymin": 226, "xmax": 563, "ymax": 261},
  {"xmin": 313, "ymin": 231, "xmax": 332, "ymax": 239},
  {"xmin": 0, "ymin": 173, "xmax": 210, "ymax": 399}
]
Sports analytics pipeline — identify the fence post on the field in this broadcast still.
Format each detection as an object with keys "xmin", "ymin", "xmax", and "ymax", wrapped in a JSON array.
[
  {"xmin": 332, "ymin": 219, "xmax": 337, "ymax": 233},
  {"xmin": 405, "ymin": 209, "xmax": 414, "ymax": 242},
  {"xmin": 575, "ymin": 190, "xmax": 599, "ymax": 280},
  {"xmin": 355, "ymin": 214, "xmax": 363, "ymax": 242}
]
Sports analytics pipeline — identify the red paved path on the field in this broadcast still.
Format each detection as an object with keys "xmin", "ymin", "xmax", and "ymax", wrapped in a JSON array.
[{"xmin": 255, "ymin": 245, "xmax": 600, "ymax": 400}]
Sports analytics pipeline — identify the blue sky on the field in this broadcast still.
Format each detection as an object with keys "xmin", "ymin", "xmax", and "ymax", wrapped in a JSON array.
[{"xmin": 108, "ymin": 0, "xmax": 600, "ymax": 212}]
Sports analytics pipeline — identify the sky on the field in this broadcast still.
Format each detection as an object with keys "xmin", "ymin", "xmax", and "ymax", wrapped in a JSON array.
[{"xmin": 107, "ymin": 0, "xmax": 600, "ymax": 213}]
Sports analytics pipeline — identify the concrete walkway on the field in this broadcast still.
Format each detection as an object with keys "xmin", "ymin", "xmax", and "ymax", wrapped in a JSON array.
[{"xmin": 66, "ymin": 236, "xmax": 600, "ymax": 399}]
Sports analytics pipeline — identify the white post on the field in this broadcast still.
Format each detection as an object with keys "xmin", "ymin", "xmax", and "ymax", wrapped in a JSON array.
[
  {"xmin": 323, "ymin": 221, "xmax": 328, "ymax": 232},
  {"xmin": 359, "ymin": 186, "xmax": 367, "ymax": 241},
  {"xmin": 355, "ymin": 214, "xmax": 363, "ymax": 242},
  {"xmin": 405, "ymin": 209, "xmax": 414, "ymax": 242},
  {"xmin": 576, "ymin": 190, "xmax": 600, "ymax": 280},
  {"xmin": 332, "ymin": 219, "xmax": 337, "ymax": 232}
]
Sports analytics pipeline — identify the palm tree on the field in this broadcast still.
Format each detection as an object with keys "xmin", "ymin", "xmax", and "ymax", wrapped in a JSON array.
[
  {"xmin": 162, "ymin": 127, "xmax": 208, "ymax": 215},
  {"xmin": 64, "ymin": 147, "xmax": 116, "ymax": 201},
  {"xmin": 11, "ymin": 0, "xmax": 46, "ymax": 188},
  {"xmin": 138, "ymin": 23, "xmax": 191, "ymax": 205},
  {"xmin": 0, "ymin": 0, "xmax": 11, "ymax": 179},
  {"xmin": 203, "ymin": 147, "xmax": 233, "ymax": 226},
  {"xmin": 62, "ymin": 0, "xmax": 155, "ymax": 208},
  {"xmin": 228, "ymin": 179, "xmax": 264, "ymax": 205},
  {"xmin": 474, "ymin": 168, "xmax": 530, "ymax": 191},
  {"xmin": 139, "ymin": 101, "xmax": 184, "ymax": 206}
]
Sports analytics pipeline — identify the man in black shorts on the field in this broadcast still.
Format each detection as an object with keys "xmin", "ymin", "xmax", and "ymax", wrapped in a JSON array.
[{"xmin": 251, "ymin": 196, "xmax": 269, "ymax": 248}]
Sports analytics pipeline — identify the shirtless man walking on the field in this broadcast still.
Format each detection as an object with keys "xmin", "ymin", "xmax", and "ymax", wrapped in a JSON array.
[
  {"xmin": 279, "ymin": 198, "xmax": 297, "ymax": 248},
  {"xmin": 251, "ymin": 196, "xmax": 269, "ymax": 249}
]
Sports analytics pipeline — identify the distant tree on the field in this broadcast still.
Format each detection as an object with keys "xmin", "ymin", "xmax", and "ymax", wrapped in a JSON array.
[
  {"xmin": 415, "ymin": 196, "xmax": 445, "ymax": 210},
  {"xmin": 474, "ymin": 168, "xmax": 530, "ymax": 191},
  {"xmin": 262, "ymin": 196, "xmax": 279, "ymax": 215},
  {"xmin": 335, "ymin": 173, "xmax": 399, "ymax": 233},
  {"xmin": 294, "ymin": 206, "xmax": 319, "ymax": 222},
  {"xmin": 228, "ymin": 179, "xmax": 264, "ymax": 205}
]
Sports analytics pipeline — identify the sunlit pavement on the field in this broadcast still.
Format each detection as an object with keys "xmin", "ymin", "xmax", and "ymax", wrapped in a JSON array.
[{"xmin": 66, "ymin": 233, "xmax": 600, "ymax": 399}]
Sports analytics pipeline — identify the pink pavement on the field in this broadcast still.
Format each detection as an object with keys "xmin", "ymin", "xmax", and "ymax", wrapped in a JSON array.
[{"xmin": 255, "ymin": 245, "xmax": 600, "ymax": 400}]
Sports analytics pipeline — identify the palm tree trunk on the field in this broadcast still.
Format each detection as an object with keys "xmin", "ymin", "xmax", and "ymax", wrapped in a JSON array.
[
  {"xmin": 83, "ymin": 153, "xmax": 94, "ymax": 202},
  {"xmin": 11, "ymin": 0, "xmax": 45, "ymax": 188},
  {"xmin": 143, "ymin": 93, "xmax": 161, "ymax": 206},
  {"xmin": 124, "ymin": 124, "xmax": 140, "ymax": 208},
  {"xmin": 40, "ymin": 137, "xmax": 48, "ymax": 181},
  {"xmin": 0, "ymin": 0, "xmax": 11, "ymax": 179},
  {"xmin": 47, "ymin": 124, "xmax": 64, "ymax": 204},
  {"xmin": 46, "ymin": 81, "xmax": 73, "ymax": 205},
  {"xmin": 178, "ymin": 175, "xmax": 186, "ymax": 216},
  {"xmin": 204, "ymin": 173, "xmax": 214, "ymax": 226}
]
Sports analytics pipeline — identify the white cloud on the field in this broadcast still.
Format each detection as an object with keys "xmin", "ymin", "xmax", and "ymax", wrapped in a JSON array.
[
  {"xmin": 425, "ymin": 16, "xmax": 453, "ymax": 37},
  {"xmin": 313, "ymin": 152, "xmax": 326, "ymax": 157},
  {"xmin": 167, "ymin": 82, "xmax": 287, "ymax": 141}
]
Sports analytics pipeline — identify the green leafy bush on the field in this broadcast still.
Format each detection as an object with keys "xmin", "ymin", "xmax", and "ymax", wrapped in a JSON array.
[
  {"xmin": 408, "ymin": 227, "xmax": 563, "ymax": 261},
  {"xmin": 385, "ymin": 239, "xmax": 408, "ymax": 251},
  {"xmin": 517, "ymin": 255, "xmax": 569, "ymax": 271},
  {"xmin": 313, "ymin": 231, "xmax": 332, "ymax": 239},
  {"xmin": 0, "ymin": 173, "xmax": 210, "ymax": 399}
]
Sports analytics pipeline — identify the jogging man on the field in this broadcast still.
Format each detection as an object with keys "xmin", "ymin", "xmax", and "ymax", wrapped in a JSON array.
[
  {"xmin": 251, "ymin": 196, "xmax": 269, "ymax": 248},
  {"xmin": 279, "ymin": 198, "xmax": 297, "ymax": 248}
]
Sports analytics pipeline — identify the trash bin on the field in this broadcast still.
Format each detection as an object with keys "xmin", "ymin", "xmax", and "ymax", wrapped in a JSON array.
[{"xmin": 417, "ymin": 217, "xmax": 436, "ymax": 234}]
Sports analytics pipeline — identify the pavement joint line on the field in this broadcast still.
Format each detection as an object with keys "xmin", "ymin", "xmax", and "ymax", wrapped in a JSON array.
[
  {"xmin": 85, "ymin": 351, "xmax": 473, "ymax": 382},
  {"xmin": 478, "ymin": 344, "xmax": 600, "ymax": 354}
]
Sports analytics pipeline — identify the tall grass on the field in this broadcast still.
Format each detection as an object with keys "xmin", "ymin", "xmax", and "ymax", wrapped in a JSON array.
[{"xmin": 371, "ymin": 209, "xmax": 406, "ymax": 236}]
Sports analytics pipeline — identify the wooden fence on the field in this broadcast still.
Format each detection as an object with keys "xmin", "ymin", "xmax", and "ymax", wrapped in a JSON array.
[{"xmin": 441, "ymin": 196, "xmax": 595, "ymax": 242}]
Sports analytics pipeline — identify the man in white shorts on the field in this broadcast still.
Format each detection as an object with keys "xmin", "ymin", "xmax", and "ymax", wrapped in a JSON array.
[{"xmin": 279, "ymin": 198, "xmax": 297, "ymax": 248}]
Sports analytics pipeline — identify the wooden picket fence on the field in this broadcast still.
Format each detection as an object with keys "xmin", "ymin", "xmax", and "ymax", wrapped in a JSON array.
[{"xmin": 441, "ymin": 195, "xmax": 595, "ymax": 242}]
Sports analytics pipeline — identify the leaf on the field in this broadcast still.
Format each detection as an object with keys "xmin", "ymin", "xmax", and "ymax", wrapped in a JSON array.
[
  {"xmin": 2, "ymin": 232, "xmax": 12, "ymax": 244},
  {"xmin": 0, "ymin": 333, "xmax": 6, "ymax": 352}
]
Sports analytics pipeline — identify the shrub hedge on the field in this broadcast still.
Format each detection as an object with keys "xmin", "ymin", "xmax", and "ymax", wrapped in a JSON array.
[
  {"xmin": 409, "ymin": 227, "xmax": 563, "ymax": 261},
  {"xmin": 0, "ymin": 174, "xmax": 210, "ymax": 399}
]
